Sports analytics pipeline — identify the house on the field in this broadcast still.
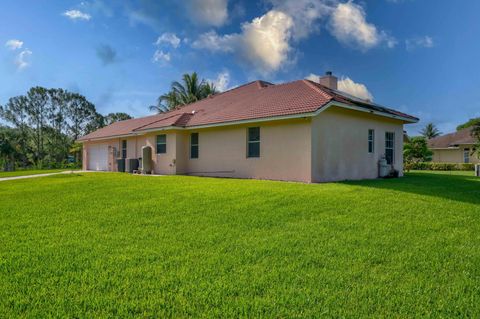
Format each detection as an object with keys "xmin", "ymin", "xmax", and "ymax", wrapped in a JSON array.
[
  {"xmin": 78, "ymin": 72, "xmax": 419, "ymax": 182},
  {"xmin": 428, "ymin": 127, "xmax": 479, "ymax": 164}
]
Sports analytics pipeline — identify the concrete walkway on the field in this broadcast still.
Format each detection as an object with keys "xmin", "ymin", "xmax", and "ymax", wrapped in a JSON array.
[{"xmin": 0, "ymin": 170, "xmax": 83, "ymax": 182}]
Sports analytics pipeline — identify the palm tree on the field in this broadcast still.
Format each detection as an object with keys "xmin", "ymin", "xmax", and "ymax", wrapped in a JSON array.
[
  {"xmin": 420, "ymin": 122, "xmax": 441, "ymax": 139},
  {"xmin": 150, "ymin": 72, "xmax": 217, "ymax": 113}
]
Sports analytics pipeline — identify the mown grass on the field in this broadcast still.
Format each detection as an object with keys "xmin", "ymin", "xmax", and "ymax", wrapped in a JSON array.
[
  {"xmin": 0, "ymin": 168, "xmax": 79, "ymax": 178},
  {"xmin": 0, "ymin": 171, "xmax": 479, "ymax": 317}
]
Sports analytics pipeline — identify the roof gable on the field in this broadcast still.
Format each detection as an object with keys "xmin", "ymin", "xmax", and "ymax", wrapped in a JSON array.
[{"xmin": 428, "ymin": 128, "xmax": 477, "ymax": 148}]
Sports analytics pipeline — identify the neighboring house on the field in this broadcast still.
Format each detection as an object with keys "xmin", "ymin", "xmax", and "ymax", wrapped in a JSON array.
[
  {"xmin": 78, "ymin": 72, "xmax": 418, "ymax": 182},
  {"xmin": 428, "ymin": 128, "xmax": 479, "ymax": 164}
]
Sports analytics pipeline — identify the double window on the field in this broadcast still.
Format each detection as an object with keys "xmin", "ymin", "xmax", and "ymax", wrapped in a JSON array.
[
  {"xmin": 464, "ymin": 149, "xmax": 470, "ymax": 163},
  {"xmin": 156, "ymin": 134, "xmax": 166, "ymax": 154},
  {"xmin": 121, "ymin": 140, "xmax": 127, "ymax": 158},
  {"xmin": 247, "ymin": 127, "xmax": 260, "ymax": 158},
  {"xmin": 368, "ymin": 129, "xmax": 375, "ymax": 153},
  {"xmin": 385, "ymin": 132, "xmax": 395, "ymax": 165},
  {"xmin": 190, "ymin": 133, "xmax": 199, "ymax": 159}
]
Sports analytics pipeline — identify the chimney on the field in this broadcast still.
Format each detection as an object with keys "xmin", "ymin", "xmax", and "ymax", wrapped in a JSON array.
[{"xmin": 319, "ymin": 71, "xmax": 338, "ymax": 90}]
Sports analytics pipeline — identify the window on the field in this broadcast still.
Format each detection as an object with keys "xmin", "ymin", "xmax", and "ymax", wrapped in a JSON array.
[
  {"xmin": 247, "ymin": 127, "xmax": 260, "ymax": 158},
  {"xmin": 385, "ymin": 132, "xmax": 395, "ymax": 165},
  {"xmin": 464, "ymin": 149, "xmax": 470, "ymax": 163},
  {"xmin": 121, "ymin": 140, "xmax": 127, "ymax": 158},
  {"xmin": 190, "ymin": 133, "xmax": 199, "ymax": 159},
  {"xmin": 368, "ymin": 129, "xmax": 375, "ymax": 153},
  {"xmin": 156, "ymin": 134, "xmax": 166, "ymax": 154}
]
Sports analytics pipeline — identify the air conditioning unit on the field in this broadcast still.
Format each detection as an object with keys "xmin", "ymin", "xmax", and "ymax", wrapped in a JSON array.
[{"xmin": 475, "ymin": 164, "xmax": 480, "ymax": 177}]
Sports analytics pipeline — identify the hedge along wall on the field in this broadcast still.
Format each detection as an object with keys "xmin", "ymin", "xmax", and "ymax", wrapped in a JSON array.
[{"xmin": 405, "ymin": 162, "xmax": 476, "ymax": 171}]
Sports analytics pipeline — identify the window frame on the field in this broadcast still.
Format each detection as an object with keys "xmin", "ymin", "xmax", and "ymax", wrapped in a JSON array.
[
  {"xmin": 156, "ymin": 134, "xmax": 167, "ymax": 154},
  {"xmin": 190, "ymin": 133, "xmax": 199, "ymax": 159},
  {"xmin": 121, "ymin": 140, "xmax": 127, "ymax": 159},
  {"xmin": 247, "ymin": 127, "xmax": 260, "ymax": 158},
  {"xmin": 368, "ymin": 129, "xmax": 375, "ymax": 153},
  {"xmin": 385, "ymin": 132, "xmax": 395, "ymax": 165},
  {"xmin": 464, "ymin": 148, "xmax": 470, "ymax": 163}
]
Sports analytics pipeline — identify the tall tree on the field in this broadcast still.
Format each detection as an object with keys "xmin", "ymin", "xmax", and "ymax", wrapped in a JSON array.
[
  {"xmin": 420, "ymin": 123, "xmax": 441, "ymax": 139},
  {"xmin": 26, "ymin": 87, "xmax": 49, "ymax": 165},
  {"xmin": 104, "ymin": 112, "xmax": 133, "ymax": 125},
  {"xmin": 472, "ymin": 122, "xmax": 480, "ymax": 158},
  {"xmin": 150, "ymin": 72, "xmax": 217, "ymax": 113},
  {"xmin": 66, "ymin": 92, "xmax": 97, "ymax": 141},
  {"xmin": 404, "ymin": 136, "xmax": 433, "ymax": 164},
  {"xmin": 0, "ymin": 96, "xmax": 30, "ymax": 166},
  {"xmin": 457, "ymin": 117, "xmax": 480, "ymax": 131},
  {"xmin": 0, "ymin": 126, "xmax": 20, "ymax": 171}
]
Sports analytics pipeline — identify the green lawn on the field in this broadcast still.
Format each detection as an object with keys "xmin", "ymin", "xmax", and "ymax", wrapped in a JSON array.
[
  {"xmin": 1, "ymin": 171, "xmax": 479, "ymax": 317},
  {"xmin": 0, "ymin": 168, "xmax": 79, "ymax": 178}
]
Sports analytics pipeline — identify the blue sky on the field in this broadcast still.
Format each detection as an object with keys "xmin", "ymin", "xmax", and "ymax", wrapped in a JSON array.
[{"xmin": 1, "ymin": 0, "xmax": 479, "ymax": 135}]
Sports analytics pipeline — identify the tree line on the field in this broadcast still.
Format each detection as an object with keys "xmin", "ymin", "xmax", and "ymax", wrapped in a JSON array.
[{"xmin": 0, "ymin": 87, "xmax": 131, "ymax": 171}]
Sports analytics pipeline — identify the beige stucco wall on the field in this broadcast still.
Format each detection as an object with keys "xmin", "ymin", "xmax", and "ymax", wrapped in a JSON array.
[
  {"xmin": 311, "ymin": 106, "xmax": 405, "ymax": 182},
  {"xmin": 432, "ymin": 146, "xmax": 480, "ymax": 164},
  {"xmin": 82, "ymin": 108, "xmax": 412, "ymax": 182},
  {"xmin": 177, "ymin": 118, "xmax": 312, "ymax": 182}
]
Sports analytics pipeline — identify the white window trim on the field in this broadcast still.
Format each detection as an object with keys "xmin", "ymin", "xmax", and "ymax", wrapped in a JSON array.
[{"xmin": 368, "ymin": 129, "xmax": 375, "ymax": 153}]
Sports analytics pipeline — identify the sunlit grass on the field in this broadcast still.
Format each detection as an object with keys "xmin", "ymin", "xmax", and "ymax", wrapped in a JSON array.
[{"xmin": 1, "ymin": 171, "xmax": 479, "ymax": 317}]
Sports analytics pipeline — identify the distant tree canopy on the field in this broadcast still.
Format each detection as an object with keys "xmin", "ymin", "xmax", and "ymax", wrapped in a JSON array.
[
  {"xmin": 404, "ymin": 136, "xmax": 433, "ymax": 164},
  {"xmin": 457, "ymin": 117, "xmax": 480, "ymax": 131},
  {"xmin": 104, "ymin": 112, "xmax": 133, "ymax": 125},
  {"xmin": 420, "ymin": 122, "xmax": 441, "ymax": 139},
  {"xmin": 0, "ymin": 87, "xmax": 132, "ymax": 171},
  {"xmin": 150, "ymin": 72, "xmax": 216, "ymax": 113}
]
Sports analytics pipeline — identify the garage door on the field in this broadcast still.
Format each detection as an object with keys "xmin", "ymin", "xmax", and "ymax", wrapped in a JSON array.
[{"xmin": 88, "ymin": 144, "xmax": 108, "ymax": 171}]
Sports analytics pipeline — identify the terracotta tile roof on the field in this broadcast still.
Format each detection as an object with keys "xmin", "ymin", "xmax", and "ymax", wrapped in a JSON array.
[
  {"xmin": 79, "ymin": 79, "xmax": 419, "ymax": 141},
  {"xmin": 428, "ymin": 127, "xmax": 477, "ymax": 148}
]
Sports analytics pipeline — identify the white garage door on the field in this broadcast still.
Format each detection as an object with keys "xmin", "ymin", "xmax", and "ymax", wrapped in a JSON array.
[{"xmin": 88, "ymin": 144, "xmax": 108, "ymax": 171}]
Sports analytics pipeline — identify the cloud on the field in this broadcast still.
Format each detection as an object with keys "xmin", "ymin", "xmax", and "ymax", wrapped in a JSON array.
[
  {"xmin": 152, "ymin": 50, "xmax": 170, "ymax": 64},
  {"xmin": 329, "ymin": 1, "xmax": 395, "ymax": 50},
  {"xmin": 208, "ymin": 71, "xmax": 230, "ymax": 92},
  {"xmin": 96, "ymin": 44, "xmax": 117, "ymax": 65},
  {"xmin": 268, "ymin": 0, "xmax": 333, "ymax": 40},
  {"xmin": 155, "ymin": 33, "xmax": 181, "ymax": 48},
  {"xmin": 185, "ymin": 0, "xmax": 228, "ymax": 27},
  {"xmin": 306, "ymin": 73, "xmax": 373, "ymax": 100},
  {"xmin": 15, "ymin": 49, "xmax": 32, "ymax": 70},
  {"xmin": 5, "ymin": 39, "xmax": 23, "ymax": 50},
  {"xmin": 338, "ymin": 76, "xmax": 373, "ymax": 100},
  {"xmin": 63, "ymin": 9, "xmax": 91, "ymax": 21},
  {"xmin": 405, "ymin": 36, "xmax": 434, "ymax": 51},
  {"xmin": 193, "ymin": 10, "xmax": 294, "ymax": 74}
]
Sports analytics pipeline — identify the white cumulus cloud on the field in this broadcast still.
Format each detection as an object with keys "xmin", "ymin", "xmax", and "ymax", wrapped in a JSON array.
[
  {"xmin": 338, "ymin": 76, "xmax": 373, "ymax": 101},
  {"xmin": 208, "ymin": 71, "xmax": 230, "ymax": 92},
  {"xmin": 329, "ymin": 1, "xmax": 381, "ymax": 50},
  {"xmin": 268, "ymin": 0, "xmax": 333, "ymax": 40},
  {"xmin": 186, "ymin": 0, "xmax": 228, "ymax": 27},
  {"xmin": 5, "ymin": 39, "xmax": 23, "ymax": 50},
  {"xmin": 63, "ymin": 9, "xmax": 91, "ymax": 21},
  {"xmin": 15, "ymin": 49, "xmax": 33, "ymax": 70},
  {"xmin": 306, "ymin": 73, "xmax": 373, "ymax": 101},
  {"xmin": 193, "ymin": 10, "xmax": 294, "ymax": 74},
  {"xmin": 155, "ymin": 33, "xmax": 181, "ymax": 48},
  {"xmin": 152, "ymin": 50, "xmax": 170, "ymax": 64},
  {"xmin": 405, "ymin": 36, "xmax": 434, "ymax": 51}
]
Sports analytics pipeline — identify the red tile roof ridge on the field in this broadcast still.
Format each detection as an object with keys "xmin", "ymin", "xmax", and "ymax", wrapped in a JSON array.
[
  {"xmin": 132, "ymin": 112, "xmax": 186, "ymax": 131},
  {"xmin": 302, "ymin": 79, "xmax": 335, "ymax": 101}
]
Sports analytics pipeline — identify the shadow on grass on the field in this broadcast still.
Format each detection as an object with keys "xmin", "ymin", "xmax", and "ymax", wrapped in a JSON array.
[{"xmin": 343, "ymin": 172, "xmax": 480, "ymax": 205}]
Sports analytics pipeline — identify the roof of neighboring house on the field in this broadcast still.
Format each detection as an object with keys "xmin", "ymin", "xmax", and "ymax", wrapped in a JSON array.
[
  {"xmin": 79, "ymin": 79, "xmax": 419, "ymax": 141},
  {"xmin": 428, "ymin": 127, "xmax": 477, "ymax": 148}
]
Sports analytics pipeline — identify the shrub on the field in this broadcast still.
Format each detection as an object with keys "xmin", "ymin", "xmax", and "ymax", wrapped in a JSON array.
[{"xmin": 405, "ymin": 162, "xmax": 475, "ymax": 171}]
